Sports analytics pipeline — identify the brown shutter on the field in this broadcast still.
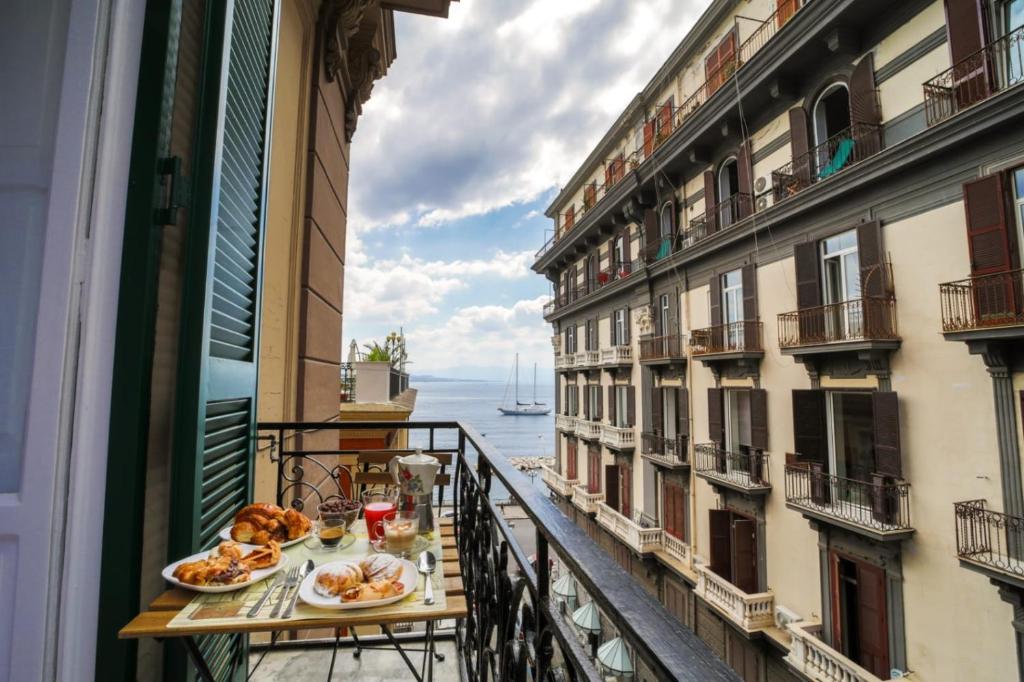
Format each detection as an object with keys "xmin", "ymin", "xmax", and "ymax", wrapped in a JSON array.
[
  {"xmin": 623, "ymin": 305, "xmax": 631, "ymax": 345},
  {"xmin": 788, "ymin": 106, "xmax": 812, "ymax": 184},
  {"xmin": 605, "ymin": 163, "xmax": 613, "ymax": 187},
  {"xmin": 850, "ymin": 53, "xmax": 882, "ymax": 155},
  {"xmin": 583, "ymin": 385, "xmax": 591, "ymax": 420},
  {"xmin": 944, "ymin": 0, "xmax": 987, "ymax": 65},
  {"xmin": 663, "ymin": 481, "xmax": 676, "ymax": 537},
  {"xmin": 855, "ymin": 561, "xmax": 891, "ymax": 678},
  {"xmin": 627, "ymin": 386, "xmax": 636, "ymax": 427},
  {"xmin": 589, "ymin": 445, "xmax": 601, "ymax": 492},
  {"xmin": 732, "ymin": 517, "xmax": 758, "ymax": 593},
  {"xmin": 622, "ymin": 229, "xmax": 632, "ymax": 268},
  {"xmin": 964, "ymin": 174, "xmax": 1016, "ymax": 276},
  {"xmin": 608, "ymin": 385, "xmax": 617, "ymax": 425},
  {"xmin": 709, "ymin": 509, "xmax": 732, "ymax": 578},
  {"xmin": 703, "ymin": 170, "xmax": 718, "ymax": 233},
  {"xmin": 644, "ymin": 208, "xmax": 659, "ymax": 261},
  {"xmin": 658, "ymin": 102, "xmax": 673, "ymax": 138},
  {"xmin": 652, "ymin": 386, "xmax": 664, "ymax": 434},
  {"xmin": 741, "ymin": 263, "xmax": 757, "ymax": 320},
  {"xmin": 792, "ymin": 389, "xmax": 827, "ymax": 464},
  {"xmin": 605, "ymin": 464, "xmax": 620, "ymax": 509},
  {"xmin": 643, "ymin": 120, "xmax": 655, "ymax": 159},
  {"xmin": 750, "ymin": 388, "xmax": 768, "ymax": 451},
  {"xmin": 872, "ymin": 391, "xmax": 902, "ymax": 478},
  {"xmin": 737, "ymin": 141, "xmax": 754, "ymax": 219},
  {"xmin": 654, "ymin": 299, "xmax": 663, "ymax": 336},
  {"xmin": 708, "ymin": 388, "xmax": 724, "ymax": 447},
  {"xmin": 777, "ymin": 0, "xmax": 798, "ymax": 26},
  {"xmin": 857, "ymin": 221, "xmax": 886, "ymax": 297},
  {"xmin": 795, "ymin": 241, "xmax": 822, "ymax": 309},
  {"xmin": 677, "ymin": 388, "xmax": 690, "ymax": 440},
  {"xmin": 710, "ymin": 272, "xmax": 722, "ymax": 327},
  {"xmin": 620, "ymin": 463, "xmax": 632, "ymax": 517},
  {"xmin": 596, "ymin": 385, "xmax": 604, "ymax": 420}
]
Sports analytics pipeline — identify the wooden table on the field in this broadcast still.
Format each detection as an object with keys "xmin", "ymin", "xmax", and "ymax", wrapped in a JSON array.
[{"xmin": 121, "ymin": 519, "xmax": 467, "ymax": 681}]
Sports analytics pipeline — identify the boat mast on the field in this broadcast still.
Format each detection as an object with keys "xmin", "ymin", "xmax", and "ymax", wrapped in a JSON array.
[
  {"xmin": 515, "ymin": 353, "xmax": 519, "ymax": 404},
  {"xmin": 533, "ymin": 363, "xmax": 538, "ymax": 403}
]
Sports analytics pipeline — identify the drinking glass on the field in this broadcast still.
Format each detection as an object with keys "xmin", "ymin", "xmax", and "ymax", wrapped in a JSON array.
[
  {"xmin": 316, "ymin": 512, "xmax": 347, "ymax": 550},
  {"xmin": 362, "ymin": 489, "xmax": 398, "ymax": 542},
  {"xmin": 377, "ymin": 510, "xmax": 419, "ymax": 557}
]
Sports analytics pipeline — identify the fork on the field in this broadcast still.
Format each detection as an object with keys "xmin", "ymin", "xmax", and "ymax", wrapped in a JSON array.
[{"xmin": 269, "ymin": 566, "xmax": 300, "ymax": 619}]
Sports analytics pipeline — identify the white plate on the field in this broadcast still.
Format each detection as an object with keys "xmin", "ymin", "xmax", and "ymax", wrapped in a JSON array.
[
  {"xmin": 298, "ymin": 558, "xmax": 419, "ymax": 610},
  {"xmin": 218, "ymin": 525, "xmax": 311, "ymax": 548},
  {"xmin": 162, "ymin": 549, "xmax": 289, "ymax": 593}
]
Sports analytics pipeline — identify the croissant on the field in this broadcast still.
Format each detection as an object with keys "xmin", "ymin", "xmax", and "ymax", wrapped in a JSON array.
[
  {"xmin": 234, "ymin": 503, "xmax": 282, "ymax": 522},
  {"xmin": 359, "ymin": 554, "xmax": 404, "ymax": 582},
  {"xmin": 241, "ymin": 540, "xmax": 280, "ymax": 570},
  {"xmin": 283, "ymin": 508, "xmax": 312, "ymax": 540},
  {"xmin": 230, "ymin": 521, "xmax": 259, "ymax": 543},
  {"xmin": 314, "ymin": 563, "xmax": 364, "ymax": 597},
  {"xmin": 173, "ymin": 554, "xmax": 251, "ymax": 586}
]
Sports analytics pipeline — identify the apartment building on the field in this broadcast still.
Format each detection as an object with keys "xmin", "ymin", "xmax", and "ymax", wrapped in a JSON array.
[{"xmin": 536, "ymin": 0, "xmax": 1024, "ymax": 680}]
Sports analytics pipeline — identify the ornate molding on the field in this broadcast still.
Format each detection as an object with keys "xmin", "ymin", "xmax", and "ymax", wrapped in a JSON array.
[
  {"xmin": 345, "ymin": 43, "xmax": 383, "ymax": 142},
  {"xmin": 634, "ymin": 304, "xmax": 653, "ymax": 336},
  {"xmin": 322, "ymin": 0, "xmax": 372, "ymax": 86}
]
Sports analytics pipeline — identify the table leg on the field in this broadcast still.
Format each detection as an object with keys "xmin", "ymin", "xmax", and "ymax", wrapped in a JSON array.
[
  {"xmin": 181, "ymin": 636, "xmax": 216, "ymax": 682},
  {"xmin": 426, "ymin": 621, "xmax": 434, "ymax": 682},
  {"xmin": 382, "ymin": 625, "xmax": 423, "ymax": 682}
]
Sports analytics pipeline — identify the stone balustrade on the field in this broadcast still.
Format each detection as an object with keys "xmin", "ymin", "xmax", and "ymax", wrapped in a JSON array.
[
  {"xmin": 785, "ymin": 621, "xmax": 887, "ymax": 682},
  {"xmin": 596, "ymin": 503, "xmax": 663, "ymax": 554},
  {"xmin": 695, "ymin": 564, "xmax": 775, "ymax": 632},
  {"xmin": 600, "ymin": 424, "xmax": 635, "ymax": 449},
  {"xmin": 571, "ymin": 485, "xmax": 604, "ymax": 514}
]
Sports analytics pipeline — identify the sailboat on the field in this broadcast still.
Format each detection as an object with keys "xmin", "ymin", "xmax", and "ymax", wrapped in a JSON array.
[{"xmin": 498, "ymin": 354, "xmax": 551, "ymax": 416}]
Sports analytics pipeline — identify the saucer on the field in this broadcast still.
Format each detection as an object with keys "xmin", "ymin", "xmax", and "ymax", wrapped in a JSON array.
[{"xmin": 369, "ymin": 534, "xmax": 430, "ymax": 557}]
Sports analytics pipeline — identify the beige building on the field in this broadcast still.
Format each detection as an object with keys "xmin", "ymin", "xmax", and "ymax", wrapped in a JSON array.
[{"xmin": 536, "ymin": 0, "xmax": 1024, "ymax": 680}]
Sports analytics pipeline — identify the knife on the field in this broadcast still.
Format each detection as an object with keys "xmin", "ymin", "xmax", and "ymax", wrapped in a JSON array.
[
  {"xmin": 283, "ymin": 560, "xmax": 315, "ymax": 619},
  {"xmin": 247, "ymin": 572, "xmax": 285, "ymax": 618}
]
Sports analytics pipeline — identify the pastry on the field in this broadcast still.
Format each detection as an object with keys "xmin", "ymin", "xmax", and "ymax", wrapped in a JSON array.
[
  {"xmin": 339, "ymin": 579, "xmax": 403, "ymax": 602},
  {"xmin": 359, "ymin": 554, "xmax": 404, "ymax": 582},
  {"xmin": 172, "ymin": 552, "xmax": 251, "ymax": 586},
  {"xmin": 314, "ymin": 563, "xmax": 364, "ymax": 597},
  {"xmin": 227, "ymin": 502, "xmax": 311, "ymax": 545},
  {"xmin": 217, "ymin": 541, "xmax": 243, "ymax": 561},
  {"xmin": 284, "ymin": 507, "xmax": 312, "ymax": 540},
  {"xmin": 241, "ymin": 540, "xmax": 280, "ymax": 570}
]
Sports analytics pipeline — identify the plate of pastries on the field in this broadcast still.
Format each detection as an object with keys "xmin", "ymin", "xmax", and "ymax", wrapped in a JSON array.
[
  {"xmin": 163, "ymin": 540, "xmax": 288, "ymax": 593},
  {"xmin": 297, "ymin": 554, "xmax": 418, "ymax": 610},
  {"xmin": 220, "ymin": 502, "xmax": 312, "ymax": 548}
]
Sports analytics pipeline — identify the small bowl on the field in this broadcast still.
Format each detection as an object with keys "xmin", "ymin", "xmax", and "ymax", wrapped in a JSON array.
[{"xmin": 318, "ymin": 498, "xmax": 363, "ymax": 529}]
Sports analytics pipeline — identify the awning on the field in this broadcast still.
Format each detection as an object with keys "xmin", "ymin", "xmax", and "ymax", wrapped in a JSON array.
[
  {"xmin": 571, "ymin": 600, "xmax": 601, "ymax": 634},
  {"xmin": 597, "ymin": 636, "xmax": 633, "ymax": 675},
  {"xmin": 552, "ymin": 573, "xmax": 577, "ymax": 599}
]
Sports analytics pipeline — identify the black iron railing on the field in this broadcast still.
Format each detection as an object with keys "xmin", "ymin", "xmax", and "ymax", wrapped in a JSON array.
[
  {"xmin": 954, "ymin": 499, "xmax": 1024, "ymax": 576},
  {"xmin": 778, "ymin": 296, "xmax": 898, "ymax": 348},
  {"xmin": 253, "ymin": 421, "xmax": 734, "ymax": 681},
  {"xmin": 685, "ymin": 193, "xmax": 754, "ymax": 244},
  {"xmin": 389, "ymin": 369, "xmax": 409, "ymax": 400},
  {"xmin": 738, "ymin": 0, "xmax": 807, "ymax": 64},
  {"xmin": 694, "ymin": 444, "xmax": 770, "ymax": 490},
  {"xmin": 544, "ymin": 260, "xmax": 643, "ymax": 318},
  {"xmin": 924, "ymin": 26, "xmax": 1024, "ymax": 126},
  {"xmin": 785, "ymin": 464, "xmax": 911, "ymax": 532},
  {"xmin": 641, "ymin": 432, "xmax": 689, "ymax": 466},
  {"xmin": 771, "ymin": 122, "xmax": 882, "ymax": 202},
  {"xmin": 340, "ymin": 362, "xmax": 356, "ymax": 402},
  {"xmin": 639, "ymin": 333, "xmax": 687, "ymax": 362},
  {"xmin": 690, "ymin": 321, "xmax": 763, "ymax": 355},
  {"xmin": 939, "ymin": 269, "xmax": 1024, "ymax": 332}
]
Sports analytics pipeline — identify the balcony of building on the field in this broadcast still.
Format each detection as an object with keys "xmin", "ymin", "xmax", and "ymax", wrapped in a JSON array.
[
  {"xmin": 595, "ymin": 503, "xmax": 664, "ymax": 555},
  {"xmin": 682, "ymin": 193, "xmax": 754, "ymax": 248},
  {"xmin": 555, "ymin": 353, "xmax": 577, "ymax": 371},
  {"xmin": 572, "ymin": 484, "xmax": 605, "ymax": 515},
  {"xmin": 574, "ymin": 418, "xmax": 602, "ymax": 441},
  {"xmin": 576, "ymin": 349, "xmax": 601, "ymax": 368},
  {"xmin": 695, "ymin": 564, "xmax": 775, "ymax": 633},
  {"xmin": 689, "ymin": 321, "xmax": 764, "ymax": 366},
  {"xmin": 770, "ymin": 122, "xmax": 883, "ymax": 204},
  {"xmin": 600, "ymin": 344, "xmax": 633, "ymax": 366},
  {"xmin": 954, "ymin": 499, "xmax": 1024, "ymax": 590},
  {"xmin": 777, "ymin": 296, "xmax": 900, "ymax": 358},
  {"xmin": 555, "ymin": 414, "xmax": 577, "ymax": 432},
  {"xmin": 785, "ymin": 464, "xmax": 914, "ymax": 542},
  {"xmin": 785, "ymin": 621, "xmax": 888, "ymax": 682},
  {"xmin": 694, "ymin": 444, "xmax": 771, "ymax": 495},
  {"xmin": 939, "ymin": 269, "xmax": 1024, "ymax": 343},
  {"xmin": 600, "ymin": 424, "xmax": 635, "ymax": 450},
  {"xmin": 638, "ymin": 333, "xmax": 687, "ymax": 364},
  {"xmin": 924, "ymin": 25, "xmax": 1024, "ymax": 127},
  {"xmin": 541, "ymin": 465, "xmax": 578, "ymax": 499},
  {"xmin": 543, "ymin": 260, "xmax": 644, "ymax": 321},
  {"xmin": 640, "ymin": 432, "xmax": 689, "ymax": 469},
  {"xmin": 659, "ymin": 531, "xmax": 692, "ymax": 568}
]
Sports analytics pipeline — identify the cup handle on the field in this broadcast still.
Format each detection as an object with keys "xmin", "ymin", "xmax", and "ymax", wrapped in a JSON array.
[
  {"xmin": 372, "ymin": 519, "xmax": 385, "ymax": 540},
  {"xmin": 389, "ymin": 457, "xmax": 401, "ymax": 486}
]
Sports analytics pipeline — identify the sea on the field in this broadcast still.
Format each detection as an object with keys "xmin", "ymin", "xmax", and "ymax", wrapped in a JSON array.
[{"xmin": 407, "ymin": 379, "xmax": 555, "ymax": 502}]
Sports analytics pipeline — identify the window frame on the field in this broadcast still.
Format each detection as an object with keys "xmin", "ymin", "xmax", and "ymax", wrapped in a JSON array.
[
  {"xmin": 812, "ymin": 82, "xmax": 851, "ymax": 150},
  {"xmin": 614, "ymin": 308, "xmax": 626, "ymax": 346}
]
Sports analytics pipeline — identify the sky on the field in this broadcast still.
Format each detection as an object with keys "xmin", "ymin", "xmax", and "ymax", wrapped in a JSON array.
[{"xmin": 343, "ymin": 0, "xmax": 705, "ymax": 381}]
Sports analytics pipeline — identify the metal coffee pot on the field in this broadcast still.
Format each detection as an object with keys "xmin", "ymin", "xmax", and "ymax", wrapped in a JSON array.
[{"xmin": 389, "ymin": 449, "xmax": 441, "ymax": 533}]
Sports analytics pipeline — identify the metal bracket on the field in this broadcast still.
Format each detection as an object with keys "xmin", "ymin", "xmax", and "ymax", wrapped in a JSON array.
[{"xmin": 155, "ymin": 155, "xmax": 190, "ymax": 225}]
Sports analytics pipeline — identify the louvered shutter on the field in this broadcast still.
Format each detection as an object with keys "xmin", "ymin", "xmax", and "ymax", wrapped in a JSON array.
[
  {"xmin": 644, "ymin": 208, "xmax": 659, "ymax": 262},
  {"xmin": 596, "ymin": 385, "xmax": 604, "ymax": 420},
  {"xmin": 795, "ymin": 241, "xmax": 822, "ymax": 309},
  {"xmin": 872, "ymin": 391, "xmax": 902, "ymax": 478},
  {"xmin": 732, "ymin": 517, "xmax": 757, "ymax": 593},
  {"xmin": 651, "ymin": 386, "xmax": 664, "ymax": 434},
  {"xmin": 620, "ymin": 463, "xmax": 632, "ymax": 517},
  {"xmin": 608, "ymin": 385, "xmax": 617, "ymax": 425},
  {"xmin": 964, "ymin": 174, "xmax": 1016, "ymax": 275},
  {"xmin": 703, "ymin": 170, "xmax": 718, "ymax": 233},
  {"xmin": 622, "ymin": 229, "xmax": 632, "ymax": 269},
  {"xmin": 857, "ymin": 221, "xmax": 886, "ymax": 297},
  {"xmin": 710, "ymin": 272, "xmax": 722, "ymax": 326},
  {"xmin": 658, "ymin": 102, "xmax": 673, "ymax": 138},
  {"xmin": 750, "ymin": 388, "xmax": 768, "ymax": 451},
  {"xmin": 945, "ymin": 0, "xmax": 992, "ymax": 108},
  {"xmin": 792, "ymin": 389, "xmax": 827, "ymax": 464},
  {"xmin": 623, "ymin": 305, "xmax": 631, "ymax": 344},
  {"xmin": 742, "ymin": 263, "xmax": 758, "ymax": 349},
  {"xmin": 708, "ymin": 388, "xmax": 724, "ymax": 447},
  {"xmin": 663, "ymin": 481, "xmax": 676, "ymax": 537},
  {"xmin": 787, "ymin": 106, "xmax": 812, "ymax": 186},
  {"xmin": 777, "ymin": 0, "xmax": 798, "ymax": 27},
  {"xmin": 643, "ymin": 120, "xmax": 655, "ymax": 158},
  {"xmin": 627, "ymin": 387, "xmax": 636, "ymax": 427},
  {"xmin": 605, "ymin": 464, "xmax": 620, "ymax": 510},
  {"xmin": 583, "ymin": 385, "xmax": 591, "ymax": 420},
  {"xmin": 605, "ymin": 163, "xmax": 613, "ymax": 187},
  {"xmin": 677, "ymin": 387, "xmax": 690, "ymax": 442},
  {"xmin": 589, "ymin": 445, "xmax": 601, "ymax": 492},
  {"xmin": 850, "ymin": 54, "xmax": 882, "ymax": 156},
  {"xmin": 709, "ymin": 509, "xmax": 732, "ymax": 578},
  {"xmin": 855, "ymin": 562, "xmax": 891, "ymax": 677},
  {"xmin": 737, "ymin": 141, "xmax": 753, "ymax": 219}
]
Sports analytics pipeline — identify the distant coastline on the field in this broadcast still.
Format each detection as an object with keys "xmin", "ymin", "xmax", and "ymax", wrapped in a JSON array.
[{"xmin": 409, "ymin": 374, "xmax": 489, "ymax": 383}]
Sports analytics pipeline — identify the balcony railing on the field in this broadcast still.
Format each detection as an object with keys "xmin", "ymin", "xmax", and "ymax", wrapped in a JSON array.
[
  {"xmin": 778, "ymin": 297, "xmax": 898, "ymax": 349},
  {"xmin": 661, "ymin": 531, "xmax": 691, "ymax": 567},
  {"xmin": 541, "ymin": 465, "xmax": 578, "ymax": 498},
  {"xmin": 785, "ymin": 621, "xmax": 884, "ymax": 682},
  {"xmin": 695, "ymin": 565, "xmax": 775, "ymax": 632},
  {"xmin": 574, "ymin": 418, "xmax": 601, "ymax": 441},
  {"xmin": 939, "ymin": 269, "xmax": 1024, "ymax": 332},
  {"xmin": 690, "ymin": 321, "xmax": 763, "ymax": 356},
  {"xmin": 544, "ymin": 260, "xmax": 643, "ymax": 318},
  {"xmin": 596, "ymin": 503, "xmax": 664, "ymax": 554},
  {"xmin": 954, "ymin": 499, "xmax": 1024, "ymax": 580},
  {"xmin": 771, "ymin": 122, "xmax": 882, "ymax": 202},
  {"xmin": 785, "ymin": 465, "xmax": 912, "ymax": 535},
  {"xmin": 600, "ymin": 424, "xmax": 635, "ymax": 449},
  {"xmin": 339, "ymin": 362, "xmax": 356, "ymax": 402},
  {"xmin": 389, "ymin": 368, "xmax": 410, "ymax": 400},
  {"xmin": 555, "ymin": 353, "xmax": 577, "ymax": 370},
  {"xmin": 924, "ymin": 25, "xmax": 1024, "ymax": 126},
  {"xmin": 572, "ymin": 484, "xmax": 605, "ymax": 515},
  {"xmin": 684, "ymin": 193, "xmax": 753, "ymax": 246},
  {"xmin": 576, "ymin": 349, "xmax": 601, "ymax": 367},
  {"xmin": 639, "ymin": 333, "xmax": 687, "ymax": 362},
  {"xmin": 555, "ymin": 414, "xmax": 577, "ymax": 432},
  {"xmin": 694, "ymin": 443, "xmax": 771, "ymax": 492},
  {"xmin": 600, "ymin": 345, "xmax": 632, "ymax": 365},
  {"xmin": 738, "ymin": 0, "xmax": 807, "ymax": 64},
  {"xmin": 641, "ymin": 432, "xmax": 688, "ymax": 467}
]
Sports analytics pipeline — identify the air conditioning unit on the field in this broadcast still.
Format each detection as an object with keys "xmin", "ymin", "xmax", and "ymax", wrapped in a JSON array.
[
  {"xmin": 756, "ymin": 196, "xmax": 769, "ymax": 211},
  {"xmin": 774, "ymin": 605, "xmax": 802, "ymax": 630}
]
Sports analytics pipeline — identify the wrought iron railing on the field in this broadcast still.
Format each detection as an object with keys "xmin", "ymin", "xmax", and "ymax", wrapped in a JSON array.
[
  {"xmin": 251, "ymin": 421, "xmax": 734, "ymax": 681},
  {"xmin": 690, "ymin": 321, "xmax": 763, "ymax": 355},
  {"xmin": 340, "ymin": 362, "xmax": 356, "ymax": 402},
  {"xmin": 924, "ymin": 26, "xmax": 1024, "ymax": 126},
  {"xmin": 544, "ymin": 260, "xmax": 643, "ymax": 317},
  {"xmin": 738, "ymin": 0, "xmax": 807, "ymax": 64},
  {"xmin": 771, "ymin": 122, "xmax": 882, "ymax": 202},
  {"xmin": 641, "ymin": 432, "xmax": 688, "ymax": 466},
  {"xmin": 785, "ymin": 464, "xmax": 912, "ymax": 532},
  {"xmin": 694, "ymin": 444, "xmax": 770, "ymax": 490},
  {"xmin": 639, "ymin": 333, "xmax": 687, "ymax": 362},
  {"xmin": 954, "ymin": 499, "xmax": 1024, "ymax": 577},
  {"xmin": 777, "ymin": 296, "xmax": 898, "ymax": 348},
  {"xmin": 389, "ymin": 368, "xmax": 409, "ymax": 399},
  {"xmin": 939, "ymin": 269, "xmax": 1024, "ymax": 332},
  {"xmin": 685, "ymin": 193, "xmax": 754, "ymax": 245}
]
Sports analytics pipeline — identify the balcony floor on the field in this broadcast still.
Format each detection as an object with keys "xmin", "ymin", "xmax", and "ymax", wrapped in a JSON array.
[{"xmin": 250, "ymin": 640, "xmax": 461, "ymax": 681}]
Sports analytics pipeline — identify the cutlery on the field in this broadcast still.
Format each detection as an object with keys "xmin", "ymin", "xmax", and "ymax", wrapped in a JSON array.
[
  {"xmin": 247, "ymin": 572, "xmax": 285, "ymax": 618},
  {"xmin": 269, "ymin": 566, "xmax": 299, "ymax": 618},
  {"xmin": 282, "ymin": 559, "xmax": 315, "ymax": 619},
  {"xmin": 418, "ymin": 551, "xmax": 437, "ymax": 606}
]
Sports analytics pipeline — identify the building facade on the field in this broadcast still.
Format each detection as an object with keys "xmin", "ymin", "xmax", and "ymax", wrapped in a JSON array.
[{"xmin": 536, "ymin": 0, "xmax": 1024, "ymax": 680}]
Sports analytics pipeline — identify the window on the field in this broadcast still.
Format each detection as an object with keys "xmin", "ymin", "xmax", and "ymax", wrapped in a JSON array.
[
  {"xmin": 613, "ymin": 234, "xmax": 625, "ymax": 271},
  {"xmin": 662, "ymin": 387, "xmax": 677, "ymax": 436},
  {"xmin": 812, "ymin": 83, "xmax": 851, "ymax": 172},
  {"xmin": 587, "ymin": 384, "xmax": 602, "ymax": 422},
  {"xmin": 1015, "ymin": 167, "xmax": 1024, "ymax": 264},
  {"xmin": 585, "ymin": 319, "xmax": 595, "ymax": 351},
  {"xmin": 717, "ymin": 156, "xmax": 739, "ymax": 227},
  {"xmin": 613, "ymin": 385, "xmax": 630, "ymax": 428},
  {"xmin": 1000, "ymin": 0, "xmax": 1024, "ymax": 84},
  {"xmin": 613, "ymin": 308, "xmax": 627, "ymax": 346},
  {"xmin": 708, "ymin": 509, "xmax": 758, "ymax": 593},
  {"xmin": 721, "ymin": 269, "xmax": 743, "ymax": 346},
  {"xmin": 655, "ymin": 97, "xmax": 674, "ymax": 140},
  {"xmin": 656, "ymin": 202, "xmax": 674, "ymax": 260},
  {"xmin": 724, "ymin": 389, "xmax": 753, "ymax": 456},
  {"xmin": 705, "ymin": 29, "xmax": 737, "ymax": 94},
  {"xmin": 586, "ymin": 254, "xmax": 597, "ymax": 292},
  {"xmin": 565, "ymin": 324, "xmax": 577, "ymax": 354},
  {"xmin": 659, "ymin": 294, "xmax": 670, "ymax": 337},
  {"xmin": 830, "ymin": 552, "xmax": 890, "ymax": 678},
  {"xmin": 826, "ymin": 392, "xmax": 876, "ymax": 486},
  {"xmin": 821, "ymin": 228, "xmax": 862, "ymax": 337}
]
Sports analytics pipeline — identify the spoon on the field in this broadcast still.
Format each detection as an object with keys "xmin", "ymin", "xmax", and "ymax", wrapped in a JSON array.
[{"xmin": 418, "ymin": 551, "xmax": 437, "ymax": 605}]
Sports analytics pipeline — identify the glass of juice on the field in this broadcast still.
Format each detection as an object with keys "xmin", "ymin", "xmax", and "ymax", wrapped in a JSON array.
[{"xmin": 362, "ymin": 489, "xmax": 398, "ymax": 542}]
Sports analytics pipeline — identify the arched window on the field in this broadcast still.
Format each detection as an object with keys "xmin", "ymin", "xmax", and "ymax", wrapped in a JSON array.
[
  {"xmin": 659, "ymin": 202, "xmax": 674, "ymax": 239},
  {"xmin": 717, "ymin": 156, "xmax": 739, "ymax": 227},
  {"xmin": 812, "ymin": 83, "xmax": 851, "ymax": 150}
]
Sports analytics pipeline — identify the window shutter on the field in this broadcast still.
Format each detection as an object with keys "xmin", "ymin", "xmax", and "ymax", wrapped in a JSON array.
[
  {"xmin": 609, "ymin": 385, "xmax": 617, "ymax": 425},
  {"xmin": 663, "ymin": 481, "xmax": 675, "ymax": 537},
  {"xmin": 794, "ymin": 241, "xmax": 822, "ymax": 309},
  {"xmin": 708, "ymin": 388, "xmax": 724, "ymax": 446},
  {"xmin": 658, "ymin": 101, "xmax": 673, "ymax": 137},
  {"xmin": 964, "ymin": 174, "xmax": 1016, "ymax": 275},
  {"xmin": 872, "ymin": 391, "xmax": 902, "ymax": 478},
  {"xmin": 855, "ymin": 562, "xmax": 891, "ymax": 678},
  {"xmin": 732, "ymin": 517, "xmax": 758, "ymax": 594},
  {"xmin": 857, "ymin": 221, "xmax": 886, "ymax": 297},
  {"xmin": 944, "ymin": 0, "xmax": 987, "ymax": 65},
  {"xmin": 850, "ymin": 53, "xmax": 882, "ymax": 155},
  {"xmin": 643, "ymin": 120, "xmax": 655, "ymax": 158},
  {"xmin": 788, "ymin": 106, "xmax": 812, "ymax": 184},
  {"xmin": 622, "ymin": 229, "xmax": 632, "ymax": 267},
  {"xmin": 736, "ymin": 141, "xmax": 753, "ymax": 219},
  {"xmin": 644, "ymin": 208, "xmax": 659, "ymax": 261},
  {"xmin": 703, "ymin": 170, "xmax": 718, "ymax": 233},
  {"xmin": 709, "ymin": 509, "xmax": 733, "ymax": 578},
  {"xmin": 583, "ymin": 386, "xmax": 591, "ymax": 420},
  {"xmin": 709, "ymin": 273, "xmax": 722, "ymax": 327},
  {"xmin": 652, "ymin": 386, "xmax": 664, "ymax": 434},
  {"xmin": 605, "ymin": 163, "xmax": 613, "ymax": 187},
  {"xmin": 605, "ymin": 464, "xmax": 620, "ymax": 510},
  {"xmin": 589, "ymin": 445, "xmax": 601, "ymax": 492},
  {"xmin": 628, "ymin": 386, "xmax": 636, "ymax": 427},
  {"xmin": 750, "ymin": 388, "xmax": 768, "ymax": 451},
  {"xmin": 597, "ymin": 385, "xmax": 604, "ymax": 420},
  {"xmin": 792, "ymin": 389, "xmax": 827, "ymax": 464},
  {"xmin": 677, "ymin": 387, "xmax": 690, "ymax": 440},
  {"xmin": 654, "ymin": 300, "xmax": 663, "ymax": 336},
  {"xmin": 623, "ymin": 305, "xmax": 631, "ymax": 344},
  {"xmin": 741, "ymin": 263, "xmax": 757, "ymax": 320},
  {"xmin": 777, "ymin": 0, "xmax": 798, "ymax": 26},
  {"xmin": 620, "ymin": 464, "xmax": 632, "ymax": 517}
]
